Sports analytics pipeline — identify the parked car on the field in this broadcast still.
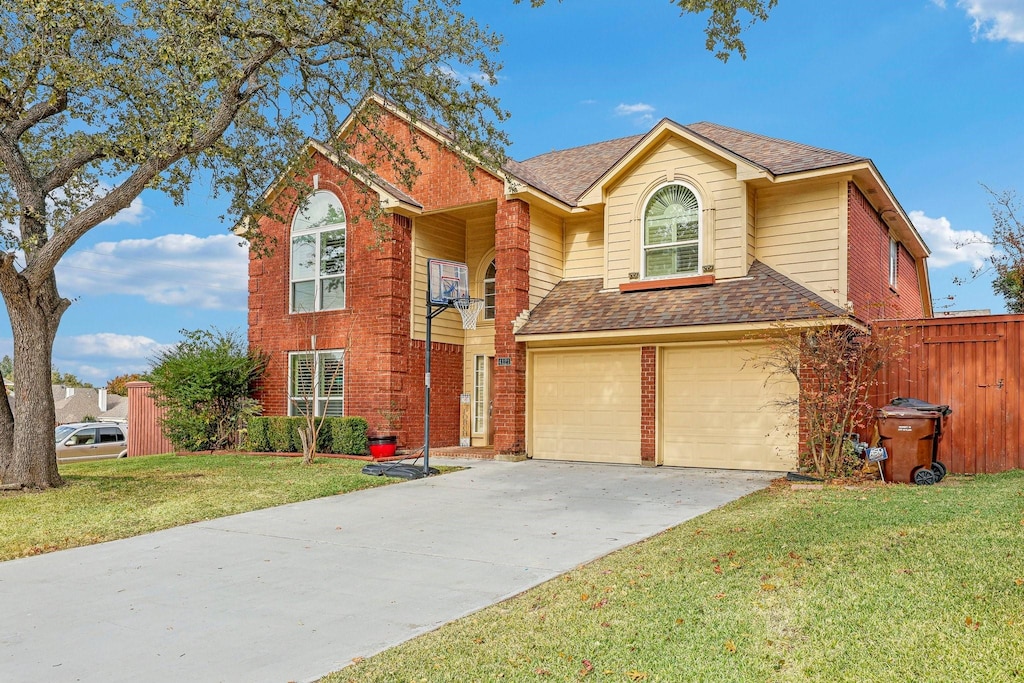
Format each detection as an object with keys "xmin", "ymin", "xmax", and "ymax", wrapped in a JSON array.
[{"xmin": 55, "ymin": 422, "xmax": 128, "ymax": 463}]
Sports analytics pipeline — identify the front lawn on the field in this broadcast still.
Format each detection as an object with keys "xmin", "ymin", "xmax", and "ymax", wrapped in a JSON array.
[
  {"xmin": 328, "ymin": 471, "xmax": 1024, "ymax": 682},
  {"xmin": 0, "ymin": 454, "xmax": 400, "ymax": 561}
]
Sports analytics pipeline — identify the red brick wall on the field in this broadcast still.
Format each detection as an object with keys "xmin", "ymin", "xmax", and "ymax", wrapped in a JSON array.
[
  {"xmin": 493, "ymin": 198, "xmax": 531, "ymax": 455},
  {"xmin": 249, "ymin": 108, "xmax": 507, "ymax": 450},
  {"xmin": 847, "ymin": 183, "xmax": 926, "ymax": 322},
  {"xmin": 347, "ymin": 105, "xmax": 505, "ymax": 211},
  {"xmin": 640, "ymin": 346, "xmax": 657, "ymax": 464}
]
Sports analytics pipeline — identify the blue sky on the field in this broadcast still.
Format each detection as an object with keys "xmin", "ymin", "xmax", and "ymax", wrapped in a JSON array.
[{"xmin": 7, "ymin": 0, "xmax": 1023, "ymax": 384}]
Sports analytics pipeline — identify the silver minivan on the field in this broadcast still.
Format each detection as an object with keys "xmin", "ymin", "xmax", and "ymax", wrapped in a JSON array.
[{"xmin": 55, "ymin": 422, "xmax": 128, "ymax": 463}]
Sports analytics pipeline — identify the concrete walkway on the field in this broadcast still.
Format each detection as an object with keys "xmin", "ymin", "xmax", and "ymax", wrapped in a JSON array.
[{"xmin": 0, "ymin": 459, "xmax": 775, "ymax": 683}]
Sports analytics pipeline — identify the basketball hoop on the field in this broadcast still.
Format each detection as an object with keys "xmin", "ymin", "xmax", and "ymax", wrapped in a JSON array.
[{"xmin": 452, "ymin": 298, "xmax": 485, "ymax": 330}]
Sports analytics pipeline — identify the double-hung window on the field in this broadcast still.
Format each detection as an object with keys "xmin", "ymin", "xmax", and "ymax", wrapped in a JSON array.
[
  {"xmin": 643, "ymin": 183, "xmax": 701, "ymax": 278},
  {"xmin": 289, "ymin": 350, "xmax": 345, "ymax": 417},
  {"xmin": 483, "ymin": 260, "xmax": 496, "ymax": 321},
  {"xmin": 291, "ymin": 191, "xmax": 346, "ymax": 313}
]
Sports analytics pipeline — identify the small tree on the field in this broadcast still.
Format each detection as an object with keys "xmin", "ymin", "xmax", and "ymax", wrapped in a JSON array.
[
  {"xmin": 289, "ymin": 348, "xmax": 344, "ymax": 465},
  {"xmin": 106, "ymin": 373, "xmax": 144, "ymax": 396},
  {"xmin": 148, "ymin": 328, "xmax": 267, "ymax": 451},
  {"xmin": 751, "ymin": 322, "xmax": 909, "ymax": 478}
]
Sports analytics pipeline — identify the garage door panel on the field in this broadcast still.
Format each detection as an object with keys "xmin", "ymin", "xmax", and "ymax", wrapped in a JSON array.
[
  {"xmin": 662, "ymin": 344, "xmax": 796, "ymax": 471},
  {"xmin": 531, "ymin": 349, "xmax": 640, "ymax": 464}
]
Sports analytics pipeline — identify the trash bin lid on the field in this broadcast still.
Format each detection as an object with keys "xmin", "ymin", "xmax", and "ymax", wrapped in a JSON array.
[
  {"xmin": 876, "ymin": 406, "xmax": 940, "ymax": 420},
  {"xmin": 888, "ymin": 397, "xmax": 952, "ymax": 416}
]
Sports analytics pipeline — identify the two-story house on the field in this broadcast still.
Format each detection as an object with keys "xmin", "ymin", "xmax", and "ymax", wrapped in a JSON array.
[{"xmin": 248, "ymin": 95, "xmax": 931, "ymax": 471}]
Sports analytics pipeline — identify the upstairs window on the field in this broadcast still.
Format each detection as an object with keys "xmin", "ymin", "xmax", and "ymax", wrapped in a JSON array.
[
  {"xmin": 643, "ymin": 183, "xmax": 701, "ymax": 278},
  {"xmin": 291, "ymin": 191, "xmax": 346, "ymax": 313},
  {"xmin": 889, "ymin": 237, "xmax": 899, "ymax": 289},
  {"xmin": 483, "ymin": 260, "xmax": 496, "ymax": 321}
]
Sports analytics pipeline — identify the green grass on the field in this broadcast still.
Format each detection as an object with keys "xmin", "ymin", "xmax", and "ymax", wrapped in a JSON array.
[
  {"xmin": 0, "ymin": 454, "xmax": 402, "ymax": 561},
  {"xmin": 326, "ymin": 472, "xmax": 1024, "ymax": 683}
]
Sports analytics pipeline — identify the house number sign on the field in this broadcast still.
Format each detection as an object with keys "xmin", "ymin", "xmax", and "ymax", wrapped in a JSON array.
[{"xmin": 496, "ymin": 357, "xmax": 512, "ymax": 367}]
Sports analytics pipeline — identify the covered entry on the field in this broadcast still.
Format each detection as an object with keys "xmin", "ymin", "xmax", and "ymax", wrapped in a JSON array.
[
  {"xmin": 660, "ymin": 342, "xmax": 797, "ymax": 471},
  {"xmin": 529, "ymin": 348, "xmax": 641, "ymax": 463}
]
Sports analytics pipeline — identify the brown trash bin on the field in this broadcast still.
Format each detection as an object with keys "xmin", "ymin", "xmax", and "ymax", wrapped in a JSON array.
[{"xmin": 875, "ymin": 406, "xmax": 943, "ymax": 485}]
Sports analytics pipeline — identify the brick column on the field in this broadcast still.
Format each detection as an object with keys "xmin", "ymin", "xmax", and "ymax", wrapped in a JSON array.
[
  {"xmin": 493, "ymin": 198, "xmax": 530, "ymax": 456},
  {"xmin": 640, "ymin": 346, "xmax": 657, "ymax": 466},
  {"xmin": 376, "ymin": 213, "xmax": 414, "ymax": 443}
]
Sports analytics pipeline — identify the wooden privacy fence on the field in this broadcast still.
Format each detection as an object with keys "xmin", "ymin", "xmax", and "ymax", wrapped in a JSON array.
[
  {"xmin": 126, "ymin": 381, "xmax": 174, "ymax": 456},
  {"xmin": 873, "ymin": 314, "xmax": 1024, "ymax": 474}
]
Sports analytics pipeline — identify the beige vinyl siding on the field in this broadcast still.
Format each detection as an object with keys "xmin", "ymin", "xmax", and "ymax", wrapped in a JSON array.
[
  {"xmin": 411, "ymin": 213, "xmax": 466, "ymax": 344},
  {"xmin": 746, "ymin": 185, "xmax": 757, "ymax": 268},
  {"xmin": 604, "ymin": 136, "xmax": 747, "ymax": 288},
  {"xmin": 530, "ymin": 207, "xmax": 564, "ymax": 308},
  {"xmin": 564, "ymin": 214, "xmax": 603, "ymax": 279},
  {"xmin": 754, "ymin": 180, "xmax": 842, "ymax": 304}
]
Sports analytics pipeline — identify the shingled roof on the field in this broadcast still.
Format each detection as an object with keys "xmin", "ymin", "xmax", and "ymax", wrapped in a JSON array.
[
  {"xmin": 510, "ymin": 121, "xmax": 866, "ymax": 206},
  {"xmin": 516, "ymin": 261, "xmax": 848, "ymax": 337}
]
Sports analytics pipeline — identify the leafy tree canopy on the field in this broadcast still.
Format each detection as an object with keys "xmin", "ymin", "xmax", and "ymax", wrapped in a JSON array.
[{"xmin": 106, "ymin": 372, "xmax": 145, "ymax": 396}]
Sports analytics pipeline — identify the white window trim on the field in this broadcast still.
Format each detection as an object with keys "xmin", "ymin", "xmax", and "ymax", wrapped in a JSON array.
[
  {"xmin": 641, "ymin": 182, "xmax": 703, "ymax": 280},
  {"xmin": 472, "ymin": 355, "xmax": 488, "ymax": 434},
  {"xmin": 482, "ymin": 261, "xmax": 496, "ymax": 321},
  {"xmin": 288, "ymin": 349, "xmax": 345, "ymax": 417},
  {"xmin": 889, "ymin": 236, "xmax": 899, "ymax": 289},
  {"xmin": 290, "ymin": 191, "xmax": 347, "ymax": 313}
]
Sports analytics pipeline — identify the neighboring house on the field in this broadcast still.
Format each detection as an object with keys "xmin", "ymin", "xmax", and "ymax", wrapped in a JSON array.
[
  {"xmin": 248, "ymin": 95, "xmax": 931, "ymax": 471},
  {"xmin": 51, "ymin": 386, "xmax": 127, "ymax": 424}
]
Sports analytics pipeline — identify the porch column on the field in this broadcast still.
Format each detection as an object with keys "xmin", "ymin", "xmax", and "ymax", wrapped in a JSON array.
[{"xmin": 493, "ymin": 198, "xmax": 530, "ymax": 457}]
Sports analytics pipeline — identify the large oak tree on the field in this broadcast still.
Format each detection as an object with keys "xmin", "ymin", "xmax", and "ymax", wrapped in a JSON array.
[{"xmin": 0, "ymin": 0, "xmax": 774, "ymax": 488}]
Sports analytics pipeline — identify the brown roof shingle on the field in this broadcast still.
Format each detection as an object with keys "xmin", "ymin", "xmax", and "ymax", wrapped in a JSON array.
[
  {"xmin": 508, "ymin": 120, "xmax": 866, "ymax": 205},
  {"xmin": 516, "ymin": 261, "xmax": 848, "ymax": 336}
]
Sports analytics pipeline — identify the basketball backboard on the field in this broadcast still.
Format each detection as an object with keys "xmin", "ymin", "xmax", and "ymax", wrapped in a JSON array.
[{"xmin": 427, "ymin": 258, "xmax": 469, "ymax": 305}]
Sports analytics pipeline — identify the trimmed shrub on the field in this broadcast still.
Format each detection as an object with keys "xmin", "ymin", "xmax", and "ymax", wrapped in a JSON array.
[
  {"xmin": 245, "ymin": 416, "xmax": 368, "ymax": 455},
  {"xmin": 332, "ymin": 416, "xmax": 369, "ymax": 455}
]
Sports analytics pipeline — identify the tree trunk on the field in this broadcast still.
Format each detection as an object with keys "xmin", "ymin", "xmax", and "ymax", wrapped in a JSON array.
[{"xmin": 0, "ymin": 274, "xmax": 67, "ymax": 488}]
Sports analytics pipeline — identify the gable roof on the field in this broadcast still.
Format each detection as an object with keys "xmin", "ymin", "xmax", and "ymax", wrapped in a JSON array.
[
  {"xmin": 511, "ymin": 121, "xmax": 867, "ymax": 206},
  {"xmin": 516, "ymin": 261, "xmax": 849, "ymax": 337}
]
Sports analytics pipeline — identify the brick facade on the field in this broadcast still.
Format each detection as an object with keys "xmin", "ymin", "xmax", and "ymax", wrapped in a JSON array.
[
  {"xmin": 847, "ymin": 183, "xmax": 926, "ymax": 322},
  {"xmin": 640, "ymin": 346, "xmax": 657, "ymax": 464},
  {"xmin": 249, "ymin": 108, "xmax": 507, "ymax": 450},
  {"xmin": 493, "ymin": 199, "xmax": 531, "ymax": 455}
]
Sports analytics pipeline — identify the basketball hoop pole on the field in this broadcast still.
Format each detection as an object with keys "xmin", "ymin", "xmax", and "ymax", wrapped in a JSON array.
[{"xmin": 423, "ymin": 292, "xmax": 449, "ymax": 477}]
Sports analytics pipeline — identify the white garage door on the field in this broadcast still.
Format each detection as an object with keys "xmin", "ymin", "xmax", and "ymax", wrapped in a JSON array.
[
  {"xmin": 530, "ymin": 349, "xmax": 640, "ymax": 464},
  {"xmin": 661, "ymin": 343, "xmax": 797, "ymax": 471}
]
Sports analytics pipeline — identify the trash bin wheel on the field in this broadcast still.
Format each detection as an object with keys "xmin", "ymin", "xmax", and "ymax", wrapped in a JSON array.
[
  {"xmin": 931, "ymin": 461, "xmax": 947, "ymax": 482},
  {"xmin": 913, "ymin": 466, "xmax": 937, "ymax": 486}
]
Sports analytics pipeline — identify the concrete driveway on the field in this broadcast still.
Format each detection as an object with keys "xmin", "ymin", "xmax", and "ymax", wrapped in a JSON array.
[{"xmin": 0, "ymin": 459, "xmax": 775, "ymax": 683}]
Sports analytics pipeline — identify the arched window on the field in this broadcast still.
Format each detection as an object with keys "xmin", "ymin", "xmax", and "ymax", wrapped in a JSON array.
[
  {"xmin": 643, "ymin": 183, "xmax": 701, "ymax": 278},
  {"xmin": 290, "ymin": 191, "xmax": 346, "ymax": 312},
  {"xmin": 483, "ymin": 260, "xmax": 496, "ymax": 321}
]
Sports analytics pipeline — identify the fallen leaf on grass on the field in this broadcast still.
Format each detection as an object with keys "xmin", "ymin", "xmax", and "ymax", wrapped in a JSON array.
[
  {"xmin": 350, "ymin": 657, "xmax": 364, "ymax": 665},
  {"xmin": 713, "ymin": 566, "xmax": 723, "ymax": 575},
  {"xmin": 965, "ymin": 616, "xmax": 980, "ymax": 630},
  {"xmin": 535, "ymin": 668, "xmax": 551, "ymax": 676},
  {"xmin": 627, "ymin": 672, "xmax": 648, "ymax": 681},
  {"xmin": 761, "ymin": 584, "xmax": 777, "ymax": 592},
  {"xmin": 472, "ymin": 637, "xmax": 485, "ymax": 644},
  {"xmin": 1015, "ymin": 578, "xmax": 1024, "ymax": 586},
  {"xmin": 581, "ymin": 593, "xmax": 589, "ymax": 602},
  {"xmin": 579, "ymin": 659, "xmax": 594, "ymax": 677},
  {"xmin": 592, "ymin": 599, "xmax": 608, "ymax": 609},
  {"xmin": 714, "ymin": 592, "xmax": 726, "ymax": 599},
  {"xmin": 724, "ymin": 640, "xmax": 737, "ymax": 653}
]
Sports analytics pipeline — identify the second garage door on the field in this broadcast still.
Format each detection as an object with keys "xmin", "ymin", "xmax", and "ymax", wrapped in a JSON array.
[
  {"xmin": 530, "ymin": 349, "xmax": 640, "ymax": 464},
  {"xmin": 661, "ymin": 343, "xmax": 797, "ymax": 471}
]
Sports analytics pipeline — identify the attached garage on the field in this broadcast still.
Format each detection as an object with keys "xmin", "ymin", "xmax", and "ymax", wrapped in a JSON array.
[
  {"xmin": 661, "ymin": 343, "xmax": 797, "ymax": 471},
  {"xmin": 529, "ymin": 348, "xmax": 641, "ymax": 464}
]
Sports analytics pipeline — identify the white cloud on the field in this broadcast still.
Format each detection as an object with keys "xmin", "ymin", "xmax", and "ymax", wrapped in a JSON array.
[
  {"xmin": 56, "ymin": 233, "xmax": 249, "ymax": 310},
  {"xmin": 101, "ymin": 195, "xmax": 148, "ymax": 226},
  {"xmin": 56, "ymin": 333, "xmax": 172, "ymax": 359},
  {"xmin": 947, "ymin": 0, "xmax": 1024, "ymax": 42},
  {"xmin": 614, "ymin": 102, "xmax": 655, "ymax": 116},
  {"xmin": 910, "ymin": 210, "xmax": 994, "ymax": 268}
]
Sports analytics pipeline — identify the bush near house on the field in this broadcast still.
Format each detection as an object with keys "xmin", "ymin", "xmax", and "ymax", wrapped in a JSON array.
[{"xmin": 245, "ymin": 416, "xmax": 368, "ymax": 455}]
